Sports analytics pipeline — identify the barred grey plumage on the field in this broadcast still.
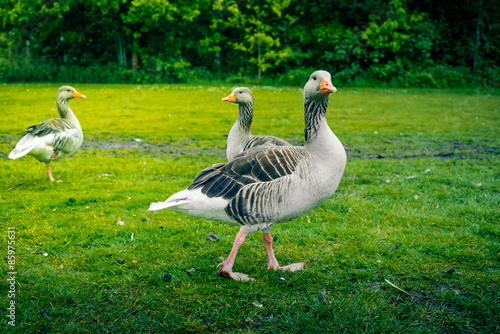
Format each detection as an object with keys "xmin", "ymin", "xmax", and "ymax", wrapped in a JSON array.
[
  {"xmin": 222, "ymin": 87, "xmax": 292, "ymax": 160},
  {"xmin": 8, "ymin": 86, "xmax": 86, "ymax": 181},
  {"xmin": 149, "ymin": 70, "xmax": 346, "ymax": 281}
]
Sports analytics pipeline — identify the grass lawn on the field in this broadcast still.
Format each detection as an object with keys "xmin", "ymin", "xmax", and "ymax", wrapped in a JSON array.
[{"xmin": 1, "ymin": 83, "xmax": 499, "ymax": 333}]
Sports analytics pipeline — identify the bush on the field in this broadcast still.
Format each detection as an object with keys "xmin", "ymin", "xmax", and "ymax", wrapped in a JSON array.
[{"xmin": 276, "ymin": 68, "xmax": 316, "ymax": 86}]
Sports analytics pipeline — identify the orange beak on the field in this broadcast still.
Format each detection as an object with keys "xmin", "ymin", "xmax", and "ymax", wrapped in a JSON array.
[
  {"xmin": 73, "ymin": 89, "xmax": 86, "ymax": 99},
  {"xmin": 320, "ymin": 78, "xmax": 337, "ymax": 94},
  {"xmin": 222, "ymin": 92, "xmax": 236, "ymax": 102}
]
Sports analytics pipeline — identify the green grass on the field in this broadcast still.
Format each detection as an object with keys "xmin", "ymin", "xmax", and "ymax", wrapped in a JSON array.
[{"xmin": 1, "ymin": 83, "xmax": 499, "ymax": 333}]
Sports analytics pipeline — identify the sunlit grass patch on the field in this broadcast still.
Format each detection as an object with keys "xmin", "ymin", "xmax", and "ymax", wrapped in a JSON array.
[{"xmin": 0, "ymin": 84, "xmax": 499, "ymax": 333}]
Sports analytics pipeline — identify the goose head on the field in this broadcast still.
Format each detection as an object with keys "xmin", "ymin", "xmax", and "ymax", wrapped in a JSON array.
[
  {"xmin": 58, "ymin": 86, "xmax": 86, "ymax": 101},
  {"xmin": 303, "ymin": 70, "xmax": 336, "ymax": 102},
  {"xmin": 222, "ymin": 87, "xmax": 253, "ymax": 105}
]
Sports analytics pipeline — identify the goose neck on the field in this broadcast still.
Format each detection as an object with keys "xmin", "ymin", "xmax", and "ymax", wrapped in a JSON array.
[
  {"xmin": 237, "ymin": 102, "xmax": 253, "ymax": 134},
  {"xmin": 57, "ymin": 98, "xmax": 81, "ymax": 128},
  {"xmin": 304, "ymin": 99, "xmax": 329, "ymax": 144}
]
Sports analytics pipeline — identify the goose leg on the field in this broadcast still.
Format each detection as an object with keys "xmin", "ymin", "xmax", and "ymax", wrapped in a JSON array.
[
  {"xmin": 46, "ymin": 164, "xmax": 55, "ymax": 182},
  {"xmin": 263, "ymin": 232, "xmax": 279, "ymax": 270},
  {"xmin": 217, "ymin": 231, "xmax": 253, "ymax": 281},
  {"xmin": 263, "ymin": 232, "xmax": 305, "ymax": 272}
]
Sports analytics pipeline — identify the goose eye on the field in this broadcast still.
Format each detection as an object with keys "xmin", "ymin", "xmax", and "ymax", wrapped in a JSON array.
[
  {"xmin": 312, "ymin": 76, "xmax": 317, "ymax": 80},
  {"xmin": 239, "ymin": 91, "xmax": 243, "ymax": 94}
]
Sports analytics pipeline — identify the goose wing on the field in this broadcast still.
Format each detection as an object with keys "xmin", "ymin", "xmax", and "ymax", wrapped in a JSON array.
[
  {"xmin": 188, "ymin": 145, "xmax": 306, "ymax": 201},
  {"xmin": 242, "ymin": 135, "xmax": 292, "ymax": 152},
  {"xmin": 24, "ymin": 118, "xmax": 80, "ymax": 153}
]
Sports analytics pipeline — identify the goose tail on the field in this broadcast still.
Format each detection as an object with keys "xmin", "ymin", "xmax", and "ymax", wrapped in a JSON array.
[
  {"xmin": 9, "ymin": 135, "xmax": 37, "ymax": 160},
  {"xmin": 148, "ymin": 198, "xmax": 190, "ymax": 212}
]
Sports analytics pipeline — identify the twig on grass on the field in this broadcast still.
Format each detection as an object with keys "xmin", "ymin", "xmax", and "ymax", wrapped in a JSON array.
[
  {"xmin": 7, "ymin": 183, "xmax": 24, "ymax": 191},
  {"xmin": 385, "ymin": 279, "xmax": 424, "ymax": 301}
]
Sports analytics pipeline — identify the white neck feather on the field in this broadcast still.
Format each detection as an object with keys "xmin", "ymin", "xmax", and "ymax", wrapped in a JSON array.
[{"xmin": 58, "ymin": 99, "xmax": 81, "ymax": 130}]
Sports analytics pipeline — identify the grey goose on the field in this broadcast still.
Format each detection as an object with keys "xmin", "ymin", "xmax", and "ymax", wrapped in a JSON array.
[
  {"xmin": 9, "ymin": 86, "xmax": 86, "ymax": 181},
  {"xmin": 222, "ymin": 87, "xmax": 291, "ymax": 160},
  {"xmin": 149, "ymin": 70, "xmax": 346, "ymax": 281}
]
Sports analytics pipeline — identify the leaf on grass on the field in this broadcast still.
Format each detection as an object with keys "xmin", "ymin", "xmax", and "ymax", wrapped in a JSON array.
[
  {"xmin": 186, "ymin": 268, "xmax": 199, "ymax": 275},
  {"xmin": 252, "ymin": 301, "xmax": 263, "ymax": 307},
  {"xmin": 38, "ymin": 310, "xmax": 49, "ymax": 317},
  {"xmin": 163, "ymin": 274, "xmax": 172, "ymax": 282},
  {"xmin": 117, "ymin": 221, "xmax": 124, "ymax": 226},
  {"xmin": 206, "ymin": 232, "xmax": 219, "ymax": 241},
  {"xmin": 319, "ymin": 288, "xmax": 327, "ymax": 300}
]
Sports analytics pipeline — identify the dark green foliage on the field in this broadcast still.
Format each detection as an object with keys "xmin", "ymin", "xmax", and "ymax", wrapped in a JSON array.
[{"xmin": 0, "ymin": 0, "xmax": 499, "ymax": 86}]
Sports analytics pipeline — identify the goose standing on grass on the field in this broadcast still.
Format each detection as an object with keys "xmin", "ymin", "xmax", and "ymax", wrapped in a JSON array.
[
  {"xmin": 222, "ymin": 87, "xmax": 291, "ymax": 160},
  {"xmin": 149, "ymin": 71, "xmax": 346, "ymax": 281},
  {"xmin": 9, "ymin": 86, "xmax": 86, "ymax": 181}
]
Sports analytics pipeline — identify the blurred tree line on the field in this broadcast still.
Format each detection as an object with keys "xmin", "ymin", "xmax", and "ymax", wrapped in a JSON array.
[{"xmin": 1, "ymin": 0, "xmax": 498, "ymax": 87}]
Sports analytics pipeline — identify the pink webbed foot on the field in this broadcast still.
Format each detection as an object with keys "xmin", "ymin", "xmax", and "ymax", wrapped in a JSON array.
[
  {"xmin": 217, "ymin": 262, "xmax": 254, "ymax": 281},
  {"xmin": 278, "ymin": 262, "xmax": 305, "ymax": 272},
  {"xmin": 262, "ymin": 232, "xmax": 303, "ymax": 272},
  {"xmin": 216, "ymin": 231, "xmax": 253, "ymax": 281}
]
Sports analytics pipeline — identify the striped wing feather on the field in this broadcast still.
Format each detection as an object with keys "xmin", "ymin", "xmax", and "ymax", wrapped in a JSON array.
[
  {"xmin": 24, "ymin": 118, "xmax": 80, "ymax": 153},
  {"xmin": 188, "ymin": 146, "xmax": 304, "ymax": 201},
  {"xmin": 242, "ymin": 135, "xmax": 291, "ymax": 152},
  {"xmin": 24, "ymin": 118, "xmax": 70, "ymax": 137}
]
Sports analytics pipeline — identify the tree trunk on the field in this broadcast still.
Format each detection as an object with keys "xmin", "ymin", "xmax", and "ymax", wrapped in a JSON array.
[
  {"xmin": 115, "ymin": 31, "xmax": 127, "ymax": 67},
  {"xmin": 132, "ymin": 37, "xmax": 139, "ymax": 72},
  {"xmin": 257, "ymin": 41, "xmax": 262, "ymax": 83},
  {"xmin": 25, "ymin": 40, "xmax": 31, "ymax": 65},
  {"xmin": 472, "ymin": 0, "xmax": 483, "ymax": 74},
  {"xmin": 256, "ymin": 11, "xmax": 262, "ymax": 83}
]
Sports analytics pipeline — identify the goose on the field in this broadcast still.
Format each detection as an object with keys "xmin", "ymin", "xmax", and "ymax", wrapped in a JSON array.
[
  {"xmin": 9, "ymin": 86, "xmax": 86, "ymax": 181},
  {"xmin": 149, "ymin": 70, "xmax": 346, "ymax": 281},
  {"xmin": 222, "ymin": 87, "xmax": 291, "ymax": 160}
]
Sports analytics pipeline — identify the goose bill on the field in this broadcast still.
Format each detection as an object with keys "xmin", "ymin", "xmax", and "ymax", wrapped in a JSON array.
[
  {"xmin": 73, "ymin": 90, "xmax": 86, "ymax": 99},
  {"xmin": 222, "ymin": 92, "xmax": 236, "ymax": 102},
  {"xmin": 320, "ymin": 78, "xmax": 336, "ymax": 94}
]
